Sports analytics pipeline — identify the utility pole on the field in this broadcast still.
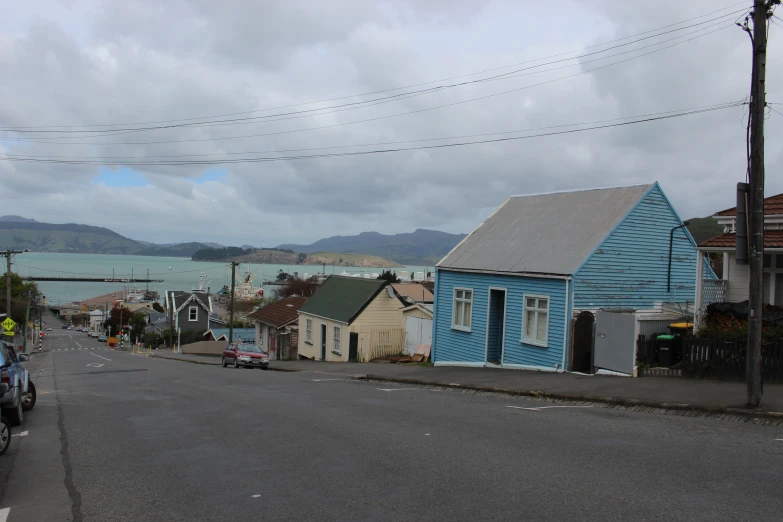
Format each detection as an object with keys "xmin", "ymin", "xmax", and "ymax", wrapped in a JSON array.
[
  {"xmin": 1, "ymin": 250, "xmax": 24, "ymax": 338},
  {"xmin": 228, "ymin": 261, "xmax": 238, "ymax": 344},
  {"xmin": 746, "ymin": 0, "xmax": 774, "ymax": 408},
  {"xmin": 22, "ymin": 291, "xmax": 31, "ymax": 353}
]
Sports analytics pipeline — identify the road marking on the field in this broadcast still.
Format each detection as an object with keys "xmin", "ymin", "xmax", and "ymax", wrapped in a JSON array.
[
  {"xmin": 0, "ymin": 507, "xmax": 9, "ymax": 522},
  {"xmin": 424, "ymin": 433, "xmax": 431, "ymax": 436},
  {"xmin": 86, "ymin": 363, "xmax": 104, "ymax": 368},
  {"xmin": 74, "ymin": 340, "xmax": 82, "ymax": 348},
  {"xmin": 376, "ymin": 388, "xmax": 436, "ymax": 392},
  {"xmin": 11, "ymin": 431, "xmax": 28, "ymax": 437},
  {"xmin": 311, "ymin": 379, "xmax": 349, "ymax": 382},
  {"xmin": 776, "ymin": 439, "xmax": 783, "ymax": 441},
  {"xmin": 252, "ymin": 494, "xmax": 261, "ymax": 498},
  {"xmin": 90, "ymin": 352, "xmax": 111, "ymax": 361},
  {"xmin": 506, "ymin": 405, "xmax": 594, "ymax": 411}
]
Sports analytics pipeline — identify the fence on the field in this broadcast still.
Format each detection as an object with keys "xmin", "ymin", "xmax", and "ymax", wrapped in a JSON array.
[
  {"xmin": 701, "ymin": 279, "xmax": 726, "ymax": 312},
  {"xmin": 182, "ymin": 340, "xmax": 227, "ymax": 356},
  {"xmin": 637, "ymin": 335, "xmax": 783, "ymax": 382},
  {"xmin": 365, "ymin": 328, "xmax": 404, "ymax": 361}
]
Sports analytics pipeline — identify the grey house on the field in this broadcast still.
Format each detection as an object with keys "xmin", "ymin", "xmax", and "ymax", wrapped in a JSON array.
[{"xmin": 164, "ymin": 291, "xmax": 213, "ymax": 333}]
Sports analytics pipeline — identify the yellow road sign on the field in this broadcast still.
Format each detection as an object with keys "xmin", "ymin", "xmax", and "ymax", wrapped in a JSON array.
[{"xmin": 1, "ymin": 318, "xmax": 15, "ymax": 332}]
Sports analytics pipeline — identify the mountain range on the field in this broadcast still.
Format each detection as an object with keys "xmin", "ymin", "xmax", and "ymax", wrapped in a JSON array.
[
  {"xmin": 0, "ymin": 216, "xmax": 465, "ymax": 264},
  {"xmin": 277, "ymin": 229, "xmax": 466, "ymax": 265}
]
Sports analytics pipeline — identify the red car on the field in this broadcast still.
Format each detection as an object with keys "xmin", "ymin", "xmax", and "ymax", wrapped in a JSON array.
[{"xmin": 222, "ymin": 342, "xmax": 269, "ymax": 370}]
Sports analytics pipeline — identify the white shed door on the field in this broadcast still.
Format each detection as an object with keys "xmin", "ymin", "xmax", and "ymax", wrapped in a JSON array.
[{"xmin": 404, "ymin": 316, "xmax": 432, "ymax": 355}]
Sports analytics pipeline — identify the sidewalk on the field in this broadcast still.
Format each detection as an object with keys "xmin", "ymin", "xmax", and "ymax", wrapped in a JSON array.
[{"xmin": 150, "ymin": 350, "xmax": 783, "ymax": 419}]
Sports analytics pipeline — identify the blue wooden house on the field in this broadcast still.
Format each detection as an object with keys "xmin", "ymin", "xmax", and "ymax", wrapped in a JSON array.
[{"xmin": 432, "ymin": 183, "xmax": 711, "ymax": 373}]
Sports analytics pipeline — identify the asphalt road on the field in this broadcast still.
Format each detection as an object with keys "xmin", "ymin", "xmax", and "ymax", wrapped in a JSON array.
[{"xmin": 0, "ymin": 322, "xmax": 781, "ymax": 521}]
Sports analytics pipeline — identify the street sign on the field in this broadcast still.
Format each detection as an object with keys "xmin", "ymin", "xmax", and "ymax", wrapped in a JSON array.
[{"xmin": 1, "ymin": 317, "xmax": 15, "ymax": 333}]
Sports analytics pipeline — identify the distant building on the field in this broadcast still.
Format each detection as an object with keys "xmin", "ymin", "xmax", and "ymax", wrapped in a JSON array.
[
  {"xmin": 248, "ymin": 296, "xmax": 308, "ymax": 361},
  {"xmin": 298, "ymin": 276, "xmax": 406, "ymax": 362},
  {"xmin": 164, "ymin": 290, "xmax": 213, "ymax": 333}
]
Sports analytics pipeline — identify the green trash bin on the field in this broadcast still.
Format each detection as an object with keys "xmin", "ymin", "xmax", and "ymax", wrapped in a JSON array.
[{"xmin": 656, "ymin": 334, "xmax": 675, "ymax": 367}]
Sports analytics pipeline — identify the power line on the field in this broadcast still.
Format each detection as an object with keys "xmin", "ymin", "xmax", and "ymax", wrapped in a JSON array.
[
  {"xmin": 0, "ymin": 103, "xmax": 743, "ymax": 167},
  {"xmin": 0, "ymin": 22, "xmax": 734, "ymax": 148},
  {"xmin": 0, "ymin": 4, "xmax": 750, "ymax": 134},
  {"xmin": 1, "ymin": 101, "xmax": 743, "ymax": 162},
  {"xmin": 13, "ymin": 262, "xmax": 231, "ymax": 277}
]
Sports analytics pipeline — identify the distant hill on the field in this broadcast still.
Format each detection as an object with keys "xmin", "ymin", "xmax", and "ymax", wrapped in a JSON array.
[
  {"xmin": 277, "ymin": 228, "xmax": 465, "ymax": 265},
  {"xmin": 191, "ymin": 247, "xmax": 401, "ymax": 267},
  {"xmin": 0, "ymin": 220, "xmax": 216, "ymax": 257},
  {"xmin": 135, "ymin": 242, "xmax": 211, "ymax": 257},
  {"xmin": 0, "ymin": 215, "xmax": 37, "ymax": 223},
  {"xmin": 686, "ymin": 217, "xmax": 723, "ymax": 244}
]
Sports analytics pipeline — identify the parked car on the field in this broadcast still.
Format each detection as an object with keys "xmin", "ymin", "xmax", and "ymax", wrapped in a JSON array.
[
  {"xmin": 46, "ymin": 327, "xmax": 52, "ymax": 332},
  {"xmin": 0, "ymin": 342, "xmax": 32, "ymax": 426},
  {"xmin": 61, "ymin": 325, "xmax": 68, "ymax": 330},
  {"xmin": 67, "ymin": 325, "xmax": 73, "ymax": 330},
  {"xmin": 222, "ymin": 342, "xmax": 269, "ymax": 369},
  {"xmin": 98, "ymin": 334, "xmax": 107, "ymax": 342}
]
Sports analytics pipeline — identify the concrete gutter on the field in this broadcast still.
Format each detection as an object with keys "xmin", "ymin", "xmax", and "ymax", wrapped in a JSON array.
[
  {"xmin": 360, "ymin": 375, "xmax": 783, "ymax": 424},
  {"xmin": 149, "ymin": 353, "xmax": 298, "ymax": 372},
  {"xmin": 148, "ymin": 352, "xmax": 783, "ymax": 423}
]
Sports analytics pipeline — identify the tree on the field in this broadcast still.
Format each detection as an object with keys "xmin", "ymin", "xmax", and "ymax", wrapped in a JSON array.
[
  {"xmin": 276, "ymin": 278, "xmax": 319, "ymax": 298},
  {"xmin": 377, "ymin": 270, "xmax": 400, "ymax": 284},
  {"xmin": 103, "ymin": 305, "xmax": 133, "ymax": 336},
  {"xmin": 152, "ymin": 301, "xmax": 165, "ymax": 313},
  {"xmin": 0, "ymin": 273, "xmax": 39, "ymax": 323},
  {"xmin": 276, "ymin": 269, "xmax": 291, "ymax": 282},
  {"xmin": 129, "ymin": 312, "xmax": 147, "ymax": 343}
]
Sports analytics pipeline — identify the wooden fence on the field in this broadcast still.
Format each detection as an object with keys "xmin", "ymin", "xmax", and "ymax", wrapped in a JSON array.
[
  {"xmin": 637, "ymin": 335, "xmax": 783, "ymax": 382},
  {"xmin": 365, "ymin": 328, "xmax": 404, "ymax": 361}
]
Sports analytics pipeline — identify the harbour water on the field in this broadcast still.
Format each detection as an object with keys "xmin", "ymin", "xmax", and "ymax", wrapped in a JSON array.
[{"xmin": 12, "ymin": 252, "xmax": 432, "ymax": 304}]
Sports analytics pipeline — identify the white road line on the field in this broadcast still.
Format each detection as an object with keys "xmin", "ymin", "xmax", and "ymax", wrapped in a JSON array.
[
  {"xmin": 11, "ymin": 431, "xmax": 28, "ymax": 437},
  {"xmin": 311, "ymin": 379, "xmax": 349, "ymax": 382},
  {"xmin": 0, "ymin": 507, "xmax": 10, "ymax": 522},
  {"xmin": 506, "ymin": 405, "xmax": 594, "ymax": 411},
  {"xmin": 376, "ymin": 388, "xmax": 436, "ymax": 392},
  {"xmin": 90, "ymin": 352, "xmax": 111, "ymax": 361}
]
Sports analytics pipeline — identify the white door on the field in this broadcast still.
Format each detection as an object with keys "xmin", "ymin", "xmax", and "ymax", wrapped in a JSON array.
[{"xmin": 404, "ymin": 316, "xmax": 433, "ymax": 355}]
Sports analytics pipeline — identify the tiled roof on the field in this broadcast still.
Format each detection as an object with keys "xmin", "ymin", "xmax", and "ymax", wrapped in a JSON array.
[
  {"xmin": 391, "ymin": 283, "xmax": 434, "ymax": 303},
  {"xmin": 699, "ymin": 230, "xmax": 783, "ymax": 248},
  {"xmin": 715, "ymin": 193, "xmax": 783, "ymax": 216},
  {"xmin": 247, "ymin": 296, "xmax": 308, "ymax": 328},
  {"xmin": 299, "ymin": 276, "xmax": 387, "ymax": 324}
]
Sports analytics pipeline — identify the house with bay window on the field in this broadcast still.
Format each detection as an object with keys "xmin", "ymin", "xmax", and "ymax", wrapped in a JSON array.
[
  {"xmin": 695, "ymin": 191, "xmax": 783, "ymax": 324},
  {"xmin": 297, "ymin": 276, "xmax": 407, "ymax": 362},
  {"xmin": 433, "ymin": 183, "xmax": 710, "ymax": 373}
]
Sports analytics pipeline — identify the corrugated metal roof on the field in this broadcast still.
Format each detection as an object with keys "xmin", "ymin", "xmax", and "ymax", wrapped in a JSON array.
[
  {"xmin": 438, "ymin": 184, "xmax": 653, "ymax": 276},
  {"xmin": 299, "ymin": 276, "xmax": 387, "ymax": 324}
]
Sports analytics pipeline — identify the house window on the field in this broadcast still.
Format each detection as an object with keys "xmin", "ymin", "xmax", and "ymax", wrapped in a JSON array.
[
  {"xmin": 523, "ymin": 295, "xmax": 549, "ymax": 347},
  {"xmin": 305, "ymin": 318, "xmax": 312, "ymax": 344},
  {"xmin": 452, "ymin": 288, "xmax": 473, "ymax": 331},
  {"xmin": 763, "ymin": 254, "xmax": 783, "ymax": 305},
  {"xmin": 333, "ymin": 326, "xmax": 341, "ymax": 355},
  {"xmin": 188, "ymin": 306, "xmax": 198, "ymax": 321}
]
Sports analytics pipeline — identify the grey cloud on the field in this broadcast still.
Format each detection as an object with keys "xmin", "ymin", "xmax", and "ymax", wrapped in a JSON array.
[{"xmin": 0, "ymin": 0, "xmax": 780, "ymax": 247}]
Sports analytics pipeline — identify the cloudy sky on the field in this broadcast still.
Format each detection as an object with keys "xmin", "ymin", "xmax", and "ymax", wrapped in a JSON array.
[{"xmin": 0, "ymin": 0, "xmax": 781, "ymax": 247}]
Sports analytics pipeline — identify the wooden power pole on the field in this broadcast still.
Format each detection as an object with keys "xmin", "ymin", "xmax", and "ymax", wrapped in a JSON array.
[
  {"xmin": 228, "ymin": 261, "xmax": 238, "ymax": 344},
  {"xmin": 746, "ymin": 0, "xmax": 773, "ymax": 408}
]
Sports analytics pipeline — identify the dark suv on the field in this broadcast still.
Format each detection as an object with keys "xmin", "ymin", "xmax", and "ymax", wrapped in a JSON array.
[{"xmin": 0, "ymin": 342, "xmax": 32, "ymax": 426}]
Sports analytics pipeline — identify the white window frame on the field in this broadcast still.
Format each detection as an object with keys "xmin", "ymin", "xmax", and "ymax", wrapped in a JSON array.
[
  {"xmin": 763, "ymin": 254, "xmax": 783, "ymax": 305},
  {"xmin": 305, "ymin": 318, "xmax": 313, "ymax": 344},
  {"xmin": 451, "ymin": 287, "xmax": 474, "ymax": 332},
  {"xmin": 333, "ymin": 326, "xmax": 341, "ymax": 355},
  {"xmin": 188, "ymin": 306, "xmax": 198, "ymax": 322},
  {"xmin": 522, "ymin": 294, "xmax": 549, "ymax": 347}
]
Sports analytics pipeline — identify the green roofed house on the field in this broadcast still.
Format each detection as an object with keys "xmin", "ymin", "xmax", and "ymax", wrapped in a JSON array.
[{"xmin": 298, "ymin": 275, "xmax": 407, "ymax": 362}]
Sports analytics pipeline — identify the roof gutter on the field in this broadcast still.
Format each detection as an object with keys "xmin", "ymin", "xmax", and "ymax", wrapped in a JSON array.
[{"xmin": 437, "ymin": 267, "xmax": 572, "ymax": 280}]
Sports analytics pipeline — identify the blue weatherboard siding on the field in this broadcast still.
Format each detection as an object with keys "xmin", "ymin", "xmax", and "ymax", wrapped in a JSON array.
[
  {"xmin": 573, "ymin": 184, "xmax": 705, "ymax": 310},
  {"xmin": 433, "ymin": 270, "xmax": 568, "ymax": 369}
]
